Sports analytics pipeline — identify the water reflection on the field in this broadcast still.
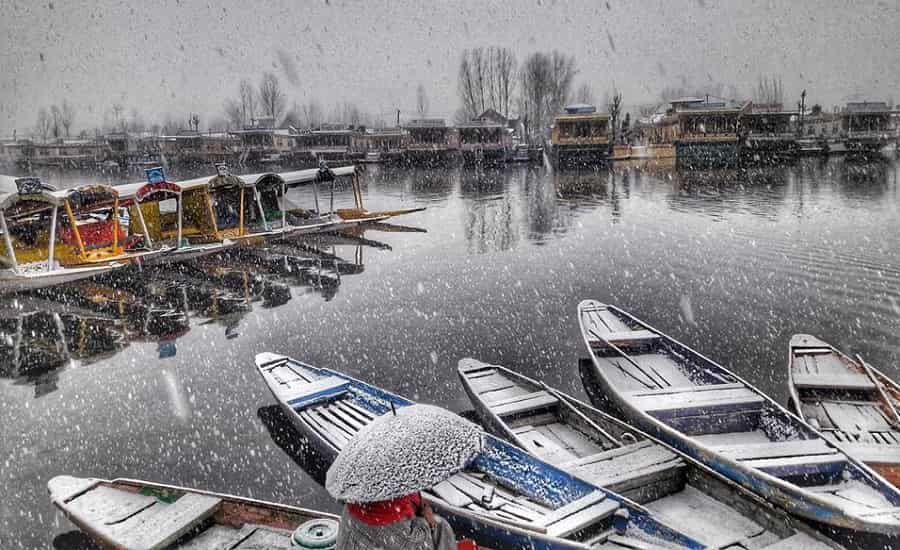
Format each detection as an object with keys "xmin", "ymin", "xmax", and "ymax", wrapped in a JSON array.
[{"xmin": 2, "ymin": 226, "xmax": 422, "ymax": 397}]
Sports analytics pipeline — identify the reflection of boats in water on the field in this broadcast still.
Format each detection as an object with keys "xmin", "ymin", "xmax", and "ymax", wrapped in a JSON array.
[
  {"xmin": 0, "ymin": 299, "xmax": 124, "ymax": 397},
  {"xmin": 4, "ymin": 225, "xmax": 423, "ymax": 396}
]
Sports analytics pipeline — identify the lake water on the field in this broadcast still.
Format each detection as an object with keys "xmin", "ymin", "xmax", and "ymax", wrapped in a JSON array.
[{"xmin": 3, "ymin": 158, "xmax": 900, "ymax": 548}]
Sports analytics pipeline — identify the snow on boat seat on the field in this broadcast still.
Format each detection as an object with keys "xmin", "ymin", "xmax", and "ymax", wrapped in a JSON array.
[
  {"xmin": 285, "ymin": 376, "xmax": 351, "ymax": 409},
  {"xmin": 62, "ymin": 482, "xmax": 221, "ymax": 549},
  {"xmin": 626, "ymin": 383, "xmax": 764, "ymax": 418},
  {"xmin": 491, "ymin": 391, "xmax": 559, "ymax": 417},
  {"xmin": 711, "ymin": 439, "xmax": 845, "ymax": 477},
  {"xmin": 589, "ymin": 330, "xmax": 661, "ymax": 350},
  {"xmin": 793, "ymin": 372, "xmax": 877, "ymax": 392},
  {"xmin": 536, "ymin": 490, "xmax": 619, "ymax": 538},
  {"xmin": 560, "ymin": 441, "xmax": 685, "ymax": 496}
]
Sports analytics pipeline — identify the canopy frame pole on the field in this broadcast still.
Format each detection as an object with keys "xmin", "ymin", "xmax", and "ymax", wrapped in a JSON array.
[
  {"xmin": 239, "ymin": 188, "xmax": 246, "ymax": 237},
  {"xmin": 281, "ymin": 181, "xmax": 287, "ymax": 233},
  {"xmin": 353, "ymin": 171, "xmax": 364, "ymax": 209},
  {"xmin": 176, "ymin": 191, "xmax": 183, "ymax": 247},
  {"xmin": 0, "ymin": 212, "xmax": 18, "ymax": 271},
  {"xmin": 112, "ymin": 198, "xmax": 120, "ymax": 252},
  {"xmin": 313, "ymin": 181, "xmax": 320, "ymax": 215},
  {"xmin": 204, "ymin": 193, "xmax": 219, "ymax": 236},
  {"xmin": 254, "ymin": 186, "xmax": 270, "ymax": 231},
  {"xmin": 329, "ymin": 180, "xmax": 335, "ymax": 215},
  {"xmin": 47, "ymin": 205, "xmax": 58, "ymax": 272},
  {"xmin": 63, "ymin": 200, "xmax": 87, "ymax": 259},
  {"xmin": 134, "ymin": 199, "xmax": 152, "ymax": 248}
]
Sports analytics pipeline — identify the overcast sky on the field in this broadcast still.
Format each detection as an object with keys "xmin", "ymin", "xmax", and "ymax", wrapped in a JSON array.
[{"xmin": 1, "ymin": 0, "xmax": 898, "ymax": 135}]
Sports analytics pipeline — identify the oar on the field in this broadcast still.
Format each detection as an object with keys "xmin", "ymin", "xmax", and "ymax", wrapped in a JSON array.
[
  {"xmin": 857, "ymin": 353, "xmax": 900, "ymax": 427},
  {"xmin": 588, "ymin": 327, "xmax": 663, "ymax": 389}
]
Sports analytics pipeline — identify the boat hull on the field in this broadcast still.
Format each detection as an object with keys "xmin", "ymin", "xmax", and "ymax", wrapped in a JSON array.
[
  {"xmin": 577, "ymin": 305, "xmax": 900, "ymax": 543},
  {"xmin": 0, "ymin": 263, "xmax": 120, "ymax": 294}
]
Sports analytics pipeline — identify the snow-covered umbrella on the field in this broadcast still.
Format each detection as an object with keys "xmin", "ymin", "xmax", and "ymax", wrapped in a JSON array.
[{"xmin": 325, "ymin": 404, "xmax": 482, "ymax": 503}]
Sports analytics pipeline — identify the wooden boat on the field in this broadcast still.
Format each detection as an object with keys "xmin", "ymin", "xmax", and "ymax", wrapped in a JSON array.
[
  {"xmin": 577, "ymin": 300, "xmax": 900, "ymax": 541},
  {"xmin": 0, "ymin": 176, "xmax": 123, "ymax": 293},
  {"xmin": 788, "ymin": 334, "xmax": 900, "ymax": 486},
  {"xmin": 458, "ymin": 358, "xmax": 841, "ymax": 549},
  {"xmin": 48, "ymin": 475, "xmax": 340, "ymax": 549},
  {"xmin": 256, "ymin": 352, "xmax": 706, "ymax": 550},
  {"xmin": 115, "ymin": 176, "xmax": 236, "ymax": 263},
  {"xmin": 57, "ymin": 184, "xmax": 173, "ymax": 266}
]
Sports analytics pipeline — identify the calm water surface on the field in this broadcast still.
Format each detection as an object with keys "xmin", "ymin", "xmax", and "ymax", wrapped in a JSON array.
[{"xmin": 3, "ymin": 159, "xmax": 900, "ymax": 548}]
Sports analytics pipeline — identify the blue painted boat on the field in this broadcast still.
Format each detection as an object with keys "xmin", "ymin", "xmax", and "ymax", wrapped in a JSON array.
[
  {"xmin": 256, "ymin": 352, "xmax": 705, "ymax": 550},
  {"xmin": 577, "ymin": 300, "xmax": 900, "ymax": 542},
  {"xmin": 458, "ymin": 358, "xmax": 841, "ymax": 549}
]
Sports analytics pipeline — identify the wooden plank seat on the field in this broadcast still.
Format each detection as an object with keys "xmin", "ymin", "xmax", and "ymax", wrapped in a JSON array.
[
  {"xmin": 490, "ymin": 391, "xmax": 559, "ymax": 417},
  {"xmin": 66, "ymin": 486, "xmax": 221, "ymax": 550},
  {"xmin": 713, "ymin": 439, "xmax": 837, "ymax": 461},
  {"xmin": 286, "ymin": 376, "xmax": 350, "ymax": 408},
  {"xmin": 626, "ymin": 383, "xmax": 764, "ymax": 418},
  {"xmin": 739, "ymin": 453, "xmax": 846, "ymax": 477},
  {"xmin": 537, "ymin": 490, "xmax": 619, "ymax": 538},
  {"xmin": 793, "ymin": 372, "xmax": 876, "ymax": 392},
  {"xmin": 561, "ymin": 441, "xmax": 684, "ymax": 491},
  {"xmin": 589, "ymin": 330, "xmax": 661, "ymax": 349}
]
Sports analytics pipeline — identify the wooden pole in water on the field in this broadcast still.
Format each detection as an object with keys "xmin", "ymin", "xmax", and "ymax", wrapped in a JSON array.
[
  {"xmin": 313, "ymin": 181, "xmax": 320, "ymax": 214},
  {"xmin": 0, "ymin": 212, "xmax": 18, "ymax": 271},
  {"xmin": 63, "ymin": 200, "xmax": 87, "ymax": 259},
  {"xmin": 47, "ymin": 205, "xmax": 58, "ymax": 271}
]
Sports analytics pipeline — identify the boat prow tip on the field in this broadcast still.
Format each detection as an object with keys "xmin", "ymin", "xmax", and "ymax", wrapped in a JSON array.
[
  {"xmin": 789, "ymin": 333, "xmax": 829, "ymax": 348},
  {"xmin": 47, "ymin": 475, "xmax": 94, "ymax": 501},
  {"xmin": 255, "ymin": 352, "xmax": 287, "ymax": 368}
]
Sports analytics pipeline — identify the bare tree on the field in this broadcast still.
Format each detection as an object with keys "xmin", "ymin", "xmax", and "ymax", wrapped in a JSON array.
[
  {"xmin": 130, "ymin": 107, "xmax": 146, "ymax": 133},
  {"xmin": 302, "ymin": 100, "xmax": 324, "ymax": 129},
  {"xmin": 111, "ymin": 103, "xmax": 125, "ymax": 131},
  {"xmin": 607, "ymin": 90, "xmax": 623, "ymax": 143},
  {"xmin": 60, "ymin": 100, "xmax": 75, "ymax": 137},
  {"xmin": 50, "ymin": 105, "xmax": 62, "ymax": 139},
  {"xmin": 458, "ymin": 47, "xmax": 517, "ymax": 120},
  {"xmin": 519, "ymin": 50, "xmax": 576, "ymax": 140},
  {"xmin": 754, "ymin": 75, "xmax": 784, "ymax": 106},
  {"xmin": 575, "ymin": 83, "xmax": 595, "ymax": 105},
  {"xmin": 416, "ymin": 83, "xmax": 429, "ymax": 117},
  {"xmin": 239, "ymin": 79, "xmax": 256, "ymax": 126},
  {"xmin": 258, "ymin": 72, "xmax": 286, "ymax": 123},
  {"xmin": 35, "ymin": 107, "xmax": 51, "ymax": 142},
  {"xmin": 224, "ymin": 100, "xmax": 243, "ymax": 129}
]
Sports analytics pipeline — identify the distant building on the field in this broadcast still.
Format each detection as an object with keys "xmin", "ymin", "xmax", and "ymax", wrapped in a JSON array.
[
  {"xmin": 296, "ymin": 125, "xmax": 355, "ymax": 161},
  {"xmin": 456, "ymin": 121, "xmax": 510, "ymax": 164},
  {"xmin": 842, "ymin": 102, "xmax": 891, "ymax": 135},
  {"xmin": 230, "ymin": 119, "xmax": 295, "ymax": 162},
  {"xmin": 403, "ymin": 119, "xmax": 456, "ymax": 163},
  {"xmin": 27, "ymin": 138, "xmax": 108, "ymax": 167},
  {"xmin": 549, "ymin": 104, "xmax": 611, "ymax": 167}
]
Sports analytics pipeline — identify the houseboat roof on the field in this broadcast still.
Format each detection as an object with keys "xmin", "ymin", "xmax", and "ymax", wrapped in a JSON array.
[
  {"xmin": 845, "ymin": 102, "xmax": 891, "ymax": 114},
  {"xmin": 555, "ymin": 111, "xmax": 610, "ymax": 122},
  {"xmin": 456, "ymin": 121, "xmax": 505, "ymax": 129},
  {"xmin": 405, "ymin": 119, "xmax": 446, "ymax": 128}
]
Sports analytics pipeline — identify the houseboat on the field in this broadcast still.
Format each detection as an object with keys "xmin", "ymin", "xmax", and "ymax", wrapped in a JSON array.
[
  {"xmin": 295, "ymin": 126, "xmax": 357, "ymax": 163},
  {"xmin": 456, "ymin": 121, "xmax": 509, "ymax": 165},
  {"xmin": 841, "ymin": 102, "xmax": 893, "ymax": 160},
  {"xmin": 549, "ymin": 104, "xmax": 611, "ymax": 167},
  {"xmin": 647, "ymin": 97, "xmax": 747, "ymax": 168},
  {"xmin": 229, "ymin": 118, "xmax": 295, "ymax": 165},
  {"xmin": 353, "ymin": 127, "xmax": 406, "ymax": 163},
  {"xmin": 741, "ymin": 103, "xmax": 799, "ymax": 163},
  {"xmin": 402, "ymin": 118, "xmax": 457, "ymax": 164}
]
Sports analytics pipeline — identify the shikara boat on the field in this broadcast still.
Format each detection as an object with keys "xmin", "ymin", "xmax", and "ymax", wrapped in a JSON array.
[
  {"xmin": 48, "ymin": 475, "xmax": 339, "ymax": 549},
  {"xmin": 255, "ymin": 352, "xmax": 705, "ymax": 550},
  {"xmin": 0, "ymin": 176, "xmax": 123, "ymax": 293},
  {"xmin": 115, "ymin": 174, "xmax": 235, "ymax": 263},
  {"xmin": 458, "ymin": 358, "xmax": 840, "ymax": 549},
  {"xmin": 58, "ymin": 184, "xmax": 173, "ymax": 266},
  {"xmin": 788, "ymin": 334, "xmax": 900, "ymax": 486},
  {"xmin": 577, "ymin": 300, "xmax": 900, "ymax": 541}
]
